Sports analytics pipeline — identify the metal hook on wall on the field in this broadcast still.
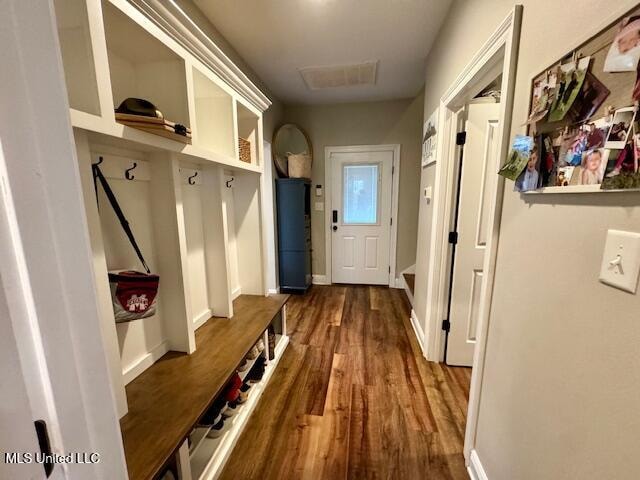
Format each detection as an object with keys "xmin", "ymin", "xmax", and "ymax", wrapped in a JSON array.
[
  {"xmin": 226, "ymin": 177, "xmax": 234, "ymax": 188},
  {"xmin": 93, "ymin": 156, "xmax": 104, "ymax": 167},
  {"xmin": 188, "ymin": 171, "xmax": 198, "ymax": 185},
  {"xmin": 125, "ymin": 162, "xmax": 137, "ymax": 180}
]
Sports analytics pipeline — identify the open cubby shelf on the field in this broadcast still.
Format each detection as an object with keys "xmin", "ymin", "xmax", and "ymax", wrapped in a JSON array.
[
  {"xmin": 103, "ymin": 1, "xmax": 190, "ymax": 128},
  {"xmin": 120, "ymin": 294, "xmax": 289, "ymax": 480},
  {"xmin": 54, "ymin": 0, "xmax": 101, "ymax": 115},
  {"xmin": 192, "ymin": 67, "xmax": 236, "ymax": 159},
  {"xmin": 236, "ymin": 101, "xmax": 261, "ymax": 166}
]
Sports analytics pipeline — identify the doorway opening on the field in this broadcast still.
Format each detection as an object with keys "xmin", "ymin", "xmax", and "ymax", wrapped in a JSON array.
[
  {"xmin": 324, "ymin": 144, "xmax": 400, "ymax": 286},
  {"xmin": 419, "ymin": 7, "xmax": 522, "ymax": 473}
]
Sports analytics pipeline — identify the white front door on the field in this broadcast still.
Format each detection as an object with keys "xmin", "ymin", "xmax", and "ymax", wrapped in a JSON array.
[
  {"xmin": 447, "ymin": 102, "xmax": 501, "ymax": 366},
  {"xmin": 330, "ymin": 149, "xmax": 393, "ymax": 285}
]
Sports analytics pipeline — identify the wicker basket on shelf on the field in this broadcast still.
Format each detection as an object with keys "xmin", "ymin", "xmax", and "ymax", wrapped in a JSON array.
[{"xmin": 239, "ymin": 137, "xmax": 251, "ymax": 163}]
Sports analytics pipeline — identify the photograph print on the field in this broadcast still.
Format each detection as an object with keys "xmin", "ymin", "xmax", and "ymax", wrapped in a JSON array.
[
  {"xmin": 604, "ymin": 16, "xmax": 640, "ymax": 73},
  {"xmin": 570, "ymin": 72, "xmax": 610, "ymax": 123},
  {"xmin": 548, "ymin": 56, "xmax": 590, "ymax": 123},
  {"xmin": 577, "ymin": 148, "xmax": 609, "ymax": 185},
  {"xmin": 605, "ymin": 107, "xmax": 636, "ymax": 149}
]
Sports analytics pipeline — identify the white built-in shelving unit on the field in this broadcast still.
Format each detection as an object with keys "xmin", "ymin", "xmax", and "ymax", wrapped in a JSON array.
[{"xmin": 52, "ymin": 0, "xmax": 287, "ymax": 478}]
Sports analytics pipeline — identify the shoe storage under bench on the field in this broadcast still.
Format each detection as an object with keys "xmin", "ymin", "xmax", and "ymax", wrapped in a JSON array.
[{"xmin": 120, "ymin": 293, "xmax": 290, "ymax": 480}]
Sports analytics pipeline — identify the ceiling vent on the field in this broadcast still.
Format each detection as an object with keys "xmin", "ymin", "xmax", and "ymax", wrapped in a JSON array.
[{"xmin": 299, "ymin": 61, "xmax": 378, "ymax": 90}]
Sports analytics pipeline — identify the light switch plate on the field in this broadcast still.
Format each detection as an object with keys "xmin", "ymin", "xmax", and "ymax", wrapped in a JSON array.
[
  {"xmin": 424, "ymin": 186, "xmax": 432, "ymax": 203},
  {"xmin": 314, "ymin": 202, "xmax": 324, "ymax": 211},
  {"xmin": 599, "ymin": 229, "xmax": 640, "ymax": 293}
]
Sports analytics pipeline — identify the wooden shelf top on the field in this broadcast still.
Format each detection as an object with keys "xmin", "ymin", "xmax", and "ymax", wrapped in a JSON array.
[
  {"xmin": 119, "ymin": 294, "xmax": 289, "ymax": 480},
  {"xmin": 70, "ymin": 109, "xmax": 263, "ymax": 174}
]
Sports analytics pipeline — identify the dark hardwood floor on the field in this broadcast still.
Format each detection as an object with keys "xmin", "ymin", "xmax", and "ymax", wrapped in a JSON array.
[{"xmin": 219, "ymin": 285, "xmax": 471, "ymax": 480}]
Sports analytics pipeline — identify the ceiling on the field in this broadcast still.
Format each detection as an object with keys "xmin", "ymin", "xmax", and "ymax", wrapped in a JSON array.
[{"xmin": 193, "ymin": 0, "xmax": 452, "ymax": 105}]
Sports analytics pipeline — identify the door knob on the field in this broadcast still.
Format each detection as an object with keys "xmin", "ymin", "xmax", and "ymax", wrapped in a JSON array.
[{"xmin": 332, "ymin": 225, "xmax": 337, "ymax": 231}]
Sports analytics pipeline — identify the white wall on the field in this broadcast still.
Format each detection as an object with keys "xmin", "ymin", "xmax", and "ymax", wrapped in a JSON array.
[{"xmin": 421, "ymin": 0, "xmax": 640, "ymax": 478}]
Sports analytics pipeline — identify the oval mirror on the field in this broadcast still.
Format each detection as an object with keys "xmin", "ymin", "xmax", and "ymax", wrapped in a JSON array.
[{"xmin": 272, "ymin": 124, "xmax": 312, "ymax": 177}]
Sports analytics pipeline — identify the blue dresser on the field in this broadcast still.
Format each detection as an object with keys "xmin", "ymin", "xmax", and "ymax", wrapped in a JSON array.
[{"xmin": 276, "ymin": 178, "xmax": 311, "ymax": 293}]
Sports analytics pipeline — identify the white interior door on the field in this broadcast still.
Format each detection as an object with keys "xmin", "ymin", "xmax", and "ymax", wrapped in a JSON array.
[
  {"xmin": 330, "ymin": 149, "xmax": 393, "ymax": 285},
  {"xmin": 447, "ymin": 102, "xmax": 501, "ymax": 366}
]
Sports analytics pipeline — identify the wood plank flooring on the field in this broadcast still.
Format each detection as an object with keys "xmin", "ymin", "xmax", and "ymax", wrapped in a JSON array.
[{"xmin": 218, "ymin": 285, "xmax": 471, "ymax": 480}]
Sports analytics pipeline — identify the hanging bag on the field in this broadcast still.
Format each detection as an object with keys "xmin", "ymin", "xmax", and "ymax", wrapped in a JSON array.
[{"xmin": 92, "ymin": 164, "xmax": 160, "ymax": 323}]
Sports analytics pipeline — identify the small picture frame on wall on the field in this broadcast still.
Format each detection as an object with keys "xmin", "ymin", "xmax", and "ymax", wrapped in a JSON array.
[{"xmin": 422, "ymin": 108, "xmax": 438, "ymax": 167}]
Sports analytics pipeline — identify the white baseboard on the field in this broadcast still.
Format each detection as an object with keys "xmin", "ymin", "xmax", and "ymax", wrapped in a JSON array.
[
  {"xmin": 193, "ymin": 308, "xmax": 212, "ymax": 331},
  {"xmin": 231, "ymin": 286, "xmax": 241, "ymax": 300},
  {"xmin": 122, "ymin": 340, "xmax": 169, "ymax": 385},
  {"xmin": 266, "ymin": 288, "xmax": 279, "ymax": 295},
  {"xmin": 312, "ymin": 274, "xmax": 329, "ymax": 285},
  {"xmin": 410, "ymin": 309, "xmax": 426, "ymax": 357},
  {"xmin": 468, "ymin": 449, "xmax": 489, "ymax": 480}
]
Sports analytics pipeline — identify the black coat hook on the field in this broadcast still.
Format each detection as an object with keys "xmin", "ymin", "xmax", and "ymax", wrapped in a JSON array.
[
  {"xmin": 93, "ymin": 156, "xmax": 104, "ymax": 166},
  {"xmin": 226, "ymin": 177, "xmax": 234, "ymax": 188},
  {"xmin": 125, "ymin": 162, "xmax": 137, "ymax": 180},
  {"xmin": 188, "ymin": 171, "xmax": 198, "ymax": 185}
]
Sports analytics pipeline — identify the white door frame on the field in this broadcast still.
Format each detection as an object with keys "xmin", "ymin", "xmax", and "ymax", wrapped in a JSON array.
[
  {"xmin": 324, "ymin": 144, "xmax": 400, "ymax": 286},
  {"xmin": 420, "ymin": 6, "xmax": 522, "ymax": 466}
]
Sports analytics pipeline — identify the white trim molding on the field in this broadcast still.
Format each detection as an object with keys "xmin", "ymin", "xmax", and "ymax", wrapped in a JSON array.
[
  {"xmin": 467, "ymin": 450, "xmax": 489, "ymax": 480},
  {"xmin": 410, "ymin": 309, "xmax": 426, "ymax": 357},
  {"xmin": 127, "ymin": 0, "xmax": 272, "ymax": 111},
  {"xmin": 193, "ymin": 308, "xmax": 212, "ymax": 330},
  {"xmin": 324, "ymin": 144, "xmax": 401, "ymax": 287},
  {"xmin": 122, "ymin": 341, "xmax": 170, "ymax": 385},
  {"xmin": 312, "ymin": 274, "xmax": 329, "ymax": 285}
]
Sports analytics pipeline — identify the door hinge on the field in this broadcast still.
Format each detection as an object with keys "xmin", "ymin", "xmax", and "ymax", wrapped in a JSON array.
[
  {"xmin": 388, "ymin": 266, "xmax": 391, "ymax": 273},
  {"xmin": 456, "ymin": 131, "xmax": 467, "ymax": 146},
  {"xmin": 392, "ymin": 165, "xmax": 395, "ymax": 175},
  {"xmin": 442, "ymin": 319, "xmax": 451, "ymax": 332},
  {"xmin": 448, "ymin": 231, "xmax": 458, "ymax": 245},
  {"xmin": 390, "ymin": 217, "xmax": 393, "ymax": 226}
]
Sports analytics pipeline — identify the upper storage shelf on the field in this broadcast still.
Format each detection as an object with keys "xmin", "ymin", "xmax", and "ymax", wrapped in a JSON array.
[
  {"xmin": 103, "ymin": 1, "xmax": 190, "ymax": 129},
  {"xmin": 192, "ymin": 67, "xmax": 235, "ymax": 159},
  {"xmin": 54, "ymin": 0, "xmax": 101, "ymax": 115},
  {"xmin": 236, "ymin": 101, "xmax": 261, "ymax": 166},
  {"xmin": 55, "ymin": 0, "xmax": 269, "ymax": 174}
]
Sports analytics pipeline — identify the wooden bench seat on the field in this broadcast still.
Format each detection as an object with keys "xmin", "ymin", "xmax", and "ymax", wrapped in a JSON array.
[{"xmin": 119, "ymin": 293, "xmax": 289, "ymax": 480}]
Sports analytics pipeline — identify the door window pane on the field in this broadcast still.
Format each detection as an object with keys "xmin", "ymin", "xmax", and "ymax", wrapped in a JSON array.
[{"xmin": 343, "ymin": 164, "xmax": 379, "ymax": 224}]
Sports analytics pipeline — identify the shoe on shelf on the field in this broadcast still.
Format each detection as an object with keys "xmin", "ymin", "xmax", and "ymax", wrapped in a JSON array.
[
  {"xmin": 237, "ymin": 382, "xmax": 252, "ymax": 404},
  {"xmin": 256, "ymin": 338, "xmax": 265, "ymax": 353},
  {"xmin": 224, "ymin": 373, "xmax": 243, "ymax": 403},
  {"xmin": 268, "ymin": 325, "xmax": 276, "ymax": 360},
  {"xmin": 246, "ymin": 343, "xmax": 261, "ymax": 360},
  {"xmin": 197, "ymin": 396, "xmax": 227, "ymax": 427},
  {"xmin": 159, "ymin": 467, "xmax": 177, "ymax": 480},
  {"xmin": 237, "ymin": 357, "xmax": 252, "ymax": 372},
  {"xmin": 206, "ymin": 418, "xmax": 226, "ymax": 439},
  {"xmin": 221, "ymin": 399, "xmax": 241, "ymax": 419},
  {"xmin": 245, "ymin": 357, "xmax": 266, "ymax": 385}
]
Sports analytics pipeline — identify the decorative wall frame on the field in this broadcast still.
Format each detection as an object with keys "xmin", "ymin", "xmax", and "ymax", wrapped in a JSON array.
[{"xmin": 523, "ymin": 4, "xmax": 640, "ymax": 194}]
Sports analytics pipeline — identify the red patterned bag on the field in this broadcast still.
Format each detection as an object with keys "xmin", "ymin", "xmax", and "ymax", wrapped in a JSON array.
[{"xmin": 93, "ymin": 164, "xmax": 160, "ymax": 323}]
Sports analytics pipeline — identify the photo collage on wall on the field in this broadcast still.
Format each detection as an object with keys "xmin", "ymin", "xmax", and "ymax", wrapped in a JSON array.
[{"xmin": 502, "ymin": 14, "xmax": 640, "ymax": 192}]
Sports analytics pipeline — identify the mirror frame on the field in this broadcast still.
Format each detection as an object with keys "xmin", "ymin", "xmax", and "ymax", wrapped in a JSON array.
[{"xmin": 271, "ymin": 123, "xmax": 313, "ymax": 178}]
